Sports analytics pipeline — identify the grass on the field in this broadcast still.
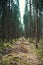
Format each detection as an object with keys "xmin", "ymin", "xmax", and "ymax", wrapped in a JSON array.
[{"xmin": 34, "ymin": 40, "xmax": 43, "ymax": 65}]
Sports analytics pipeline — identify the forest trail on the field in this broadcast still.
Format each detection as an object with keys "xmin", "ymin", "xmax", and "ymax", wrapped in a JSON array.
[
  {"xmin": 7, "ymin": 38, "xmax": 41, "ymax": 65},
  {"xmin": 2, "ymin": 38, "xmax": 42, "ymax": 65}
]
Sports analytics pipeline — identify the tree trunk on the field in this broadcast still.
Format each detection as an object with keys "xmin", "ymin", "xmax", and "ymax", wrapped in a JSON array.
[
  {"xmin": 2, "ymin": 5, "xmax": 5, "ymax": 43},
  {"xmin": 35, "ymin": 0, "xmax": 39, "ymax": 48},
  {"xmin": 7, "ymin": 0, "xmax": 10, "ymax": 42},
  {"xmin": 30, "ymin": 0, "xmax": 33, "ymax": 41}
]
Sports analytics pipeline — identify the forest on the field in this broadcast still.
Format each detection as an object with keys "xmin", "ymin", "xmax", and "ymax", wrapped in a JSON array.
[{"xmin": 0, "ymin": 0, "xmax": 43, "ymax": 65}]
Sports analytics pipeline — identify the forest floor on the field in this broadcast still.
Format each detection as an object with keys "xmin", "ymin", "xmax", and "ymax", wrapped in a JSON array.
[{"xmin": 0, "ymin": 37, "xmax": 43, "ymax": 65}]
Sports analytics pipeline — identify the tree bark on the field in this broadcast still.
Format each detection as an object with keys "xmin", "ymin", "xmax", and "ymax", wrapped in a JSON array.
[{"xmin": 35, "ymin": 0, "xmax": 39, "ymax": 48}]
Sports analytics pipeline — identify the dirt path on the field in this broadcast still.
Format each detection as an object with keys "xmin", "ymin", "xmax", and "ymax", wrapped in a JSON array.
[
  {"xmin": 2, "ymin": 38, "xmax": 42, "ymax": 65},
  {"xmin": 11, "ymin": 38, "xmax": 41, "ymax": 65}
]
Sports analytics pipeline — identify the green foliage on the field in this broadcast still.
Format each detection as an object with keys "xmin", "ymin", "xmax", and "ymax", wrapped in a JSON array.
[{"xmin": 0, "ymin": 44, "xmax": 5, "ymax": 49}]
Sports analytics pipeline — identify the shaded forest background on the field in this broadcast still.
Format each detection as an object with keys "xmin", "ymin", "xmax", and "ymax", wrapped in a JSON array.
[{"xmin": 0, "ymin": 0, "xmax": 43, "ymax": 46}]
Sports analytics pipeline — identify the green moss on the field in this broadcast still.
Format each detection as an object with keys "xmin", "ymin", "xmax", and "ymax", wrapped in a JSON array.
[
  {"xmin": 25, "ymin": 63, "xmax": 32, "ymax": 65},
  {"xmin": 13, "ymin": 57, "xmax": 19, "ymax": 62},
  {"xmin": 2, "ymin": 60, "xmax": 9, "ymax": 65}
]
